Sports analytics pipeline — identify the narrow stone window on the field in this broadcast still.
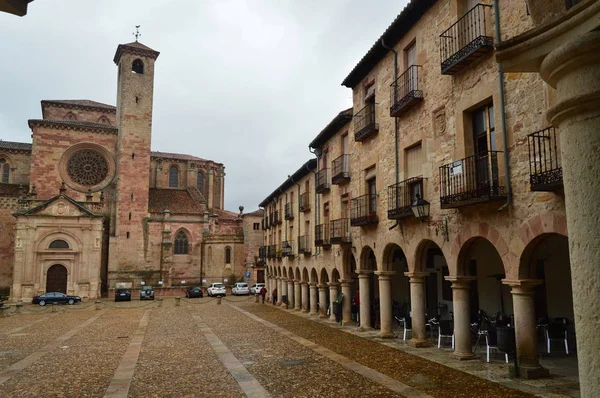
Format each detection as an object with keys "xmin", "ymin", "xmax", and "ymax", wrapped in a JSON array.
[
  {"xmin": 197, "ymin": 171, "xmax": 204, "ymax": 194},
  {"xmin": 126, "ymin": 232, "xmax": 130, "ymax": 239},
  {"xmin": 174, "ymin": 230, "xmax": 189, "ymax": 254},
  {"xmin": 169, "ymin": 166, "xmax": 179, "ymax": 188},
  {"xmin": 0, "ymin": 159, "xmax": 9, "ymax": 183},
  {"xmin": 132, "ymin": 59, "xmax": 144, "ymax": 74},
  {"xmin": 225, "ymin": 246, "xmax": 232, "ymax": 264},
  {"xmin": 128, "ymin": 212, "xmax": 132, "ymax": 221}
]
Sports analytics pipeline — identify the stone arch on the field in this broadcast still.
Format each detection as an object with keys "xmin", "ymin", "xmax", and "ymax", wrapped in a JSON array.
[
  {"xmin": 319, "ymin": 268, "xmax": 329, "ymax": 285},
  {"xmin": 331, "ymin": 268, "xmax": 340, "ymax": 283},
  {"xmin": 518, "ymin": 232, "xmax": 569, "ymax": 280},
  {"xmin": 382, "ymin": 243, "xmax": 408, "ymax": 272},
  {"xmin": 302, "ymin": 268, "xmax": 310, "ymax": 283},
  {"xmin": 64, "ymin": 111, "xmax": 77, "ymax": 121},
  {"xmin": 294, "ymin": 268, "xmax": 301, "ymax": 280},
  {"xmin": 282, "ymin": 268, "xmax": 288, "ymax": 279},
  {"xmin": 310, "ymin": 268, "xmax": 319, "ymax": 284},
  {"xmin": 168, "ymin": 164, "xmax": 180, "ymax": 188},
  {"xmin": 173, "ymin": 228, "xmax": 191, "ymax": 255},
  {"xmin": 45, "ymin": 263, "xmax": 69, "ymax": 294},
  {"xmin": 449, "ymin": 222, "xmax": 509, "ymax": 277},
  {"xmin": 359, "ymin": 245, "xmax": 377, "ymax": 271},
  {"xmin": 132, "ymin": 58, "xmax": 144, "ymax": 74},
  {"xmin": 37, "ymin": 230, "xmax": 82, "ymax": 252}
]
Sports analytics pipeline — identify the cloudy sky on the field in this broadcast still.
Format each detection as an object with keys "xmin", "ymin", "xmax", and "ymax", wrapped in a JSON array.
[{"xmin": 0, "ymin": 0, "xmax": 407, "ymax": 212}]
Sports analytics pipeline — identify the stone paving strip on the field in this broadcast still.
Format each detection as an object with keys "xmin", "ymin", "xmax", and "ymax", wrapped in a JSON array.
[
  {"xmin": 231, "ymin": 304, "xmax": 429, "ymax": 398},
  {"xmin": 128, "ymin": 304, "xmax": 245, "ymax": 398},
  {"xmin": 240, "ymin": 303, "xmax": 534, "ymax": 398},
  {"xmin": 194, "ymin": 302, "xmax": 404, "ymax": 397},
  {"xmin": 190, "ymin": 310, "xmax": 272, "ymax": 398},
  {"xmin": 0, "ymin": 309, "xmax": 145, "ymax": 397},
  {"xmin": 0, "ymin": 310, "xmax": 105, "ymax": 385}
]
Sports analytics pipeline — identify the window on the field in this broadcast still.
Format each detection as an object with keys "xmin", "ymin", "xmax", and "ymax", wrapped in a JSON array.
[
  {"xmin": 405, "ymin": 144, "xmax": 424, "ymax": 200},
  {"xmin": 49, "ymin": 240, "xmax": 69, "ymax": 249},
  {"xmin": 64, "ymin": 112, "xmax": 77, "ymax": 121},
  {"xmin": 169, "ymin": 166, "xmax": 179, "ymax": 188},
  {"xmin": 472, "ymin": 103, "xmax": 495, "ymax": 155},
  {"xmin": 253, "ymin": 223, "xmax": 260, "ymax": 230},
  {"xmin": 132, "ymin": 59, "xmax": 144, "ymax": 74},
  {"xmin": 174, "ymin": 230, "xmax": 189, "ymax": 254},
  {"xmin": 367, "ymin": 178, "xmax": 377, "ymax": 214},
  {"xmin": 405, "ymin": 42, "xmax": 417, "ymax": 68},
  {"xmin": 0, "ymin": 159, "xmax": 9, "ymax": 183},
  {"xmin": 225, "ymin": 247, "xmax": 231, "ymax": 264},
  {"xmin": 97, "ymin": 116, "xmax": 111, "ymax": 125},
  {"xmin": 197, "ymin": 171, "xmax": 204, "ymax": 194}
]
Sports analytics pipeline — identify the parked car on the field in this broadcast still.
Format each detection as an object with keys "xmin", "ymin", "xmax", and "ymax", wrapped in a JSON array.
[
  {"xmin": 232, "ymin": 282, "xmax": 250, "ymax": 296},
  {"xmin": 250, "ymin": 283, "xmax": 265, "ymax": 295},
  {"xmin": 115, "ymin": 289, "xmax": 132, "ymax": 302},
  {"xmin": 207, "ymin": 283, "xmax": 226, "ymax": 297},
  {"xmin": 186, "ymin": 286, "xmax": 203, "ymax": 298},
  {"xmin": 32, "ymin": 292, "xmax": 82, "ymax": 306},
  {"xmin": 140, "ymin": 286, "xmax": 155, "ymax": 300}
]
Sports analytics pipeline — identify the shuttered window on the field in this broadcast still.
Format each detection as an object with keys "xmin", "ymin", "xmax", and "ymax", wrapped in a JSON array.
[{"xmin": 405, "ymin": 144, "xmax": 423, "ymax": 178}]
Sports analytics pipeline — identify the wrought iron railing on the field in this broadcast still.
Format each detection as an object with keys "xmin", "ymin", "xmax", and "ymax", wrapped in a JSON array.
[
  {"xmin": 330, "ymin": 218, "xmax": 351, "ymax": 244},
  {"xmin": 262, "ymin": 218, "xmax": 268, "ymax": 230},
  {"xmin": 298, "ymin": 235, "xmax": 311, "ymax": 254},
  {"xmin": 285, "ymin": 202, "xmax": 294, "ymax": 220},
  {"xmin": 351, "ymin": 194, "xmax": 378, "ymax": 226},
  {"xmin": 259, "ymin": 246, "xmax": 267, "ymax": 258},
  {"xmin": 440, "ymin": 4, "xmax": 493, "ymax": 75},
  {"xmin": 267, "ymin": 244, "xmax": 277, "ymax": 259},
  {"xmin": 388, "ymin": 177, "xmax": 423, "ymax": 219},
  {"xmin": 315, "ymin": 224, "xmax": 330, "ymax": 246},
  {"xmin": 390, "ymin": 65, "xmax": 423, "ymax": 117},
  {"xmin": 527, "ymin": 127, "xmax": 562, "ymax": 191},
  {"xmin": 272, "ymin": 210, "xmax": 281, "ymax": 225},
  {"xmin": 299, "ymin": 192, "xmax": 311, "ymax": 212},
  {"xmin": 439, "ymin": 151, "xmax": 506, "ymax": 208},
  {"xmin": 282, "ymin": 240, "xmax": 294, "ymax": 257},
  {"xmin": 315, "ymin": 168, "xmax": 330, "ymax": 194},
  {"xmin": 268, "ymin": 212, "xmax": 274, "ymax": 227},
  {"xmin": 332, "ymin": 154, "xmax": 350, "ymax": 184},
  {"xmin": 354, "ymin": 103, "xmax": 378, "ymax": 141}
]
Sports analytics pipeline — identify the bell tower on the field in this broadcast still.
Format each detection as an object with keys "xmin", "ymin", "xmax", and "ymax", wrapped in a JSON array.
[{"xmin": 109, "ymin": 41, "xmax": 160, "ymax": 281}]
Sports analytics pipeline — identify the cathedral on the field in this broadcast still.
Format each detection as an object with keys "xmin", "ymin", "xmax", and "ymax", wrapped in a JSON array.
[{"xmin": 0, "ymin": 41, "xmax": 264, "ymax": 301}]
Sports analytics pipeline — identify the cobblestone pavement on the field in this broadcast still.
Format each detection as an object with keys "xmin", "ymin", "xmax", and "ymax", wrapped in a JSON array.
[{"xmin": 0, "ymin": 298, "xmax": 560, "ymax": 397}]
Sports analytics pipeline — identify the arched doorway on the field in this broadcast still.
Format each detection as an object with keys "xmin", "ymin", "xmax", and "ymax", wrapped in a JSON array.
[
  {"xmin": 383, "ymin": 244, "xmax": 410, "ymax": 319},
  {"xmin": 46, "ymin": 264, "xmax": 68, "ymax": 293},
  {"xmin": 359, "ymin": 246, "xmax": 377, "ymax": 329}
]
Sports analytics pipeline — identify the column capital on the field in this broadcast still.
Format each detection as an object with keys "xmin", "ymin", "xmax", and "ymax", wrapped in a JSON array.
[
  {"xmin": 307, "ymin": 282, "xmax": 316, "ymax": 287},
  {"xmin": 446, "ymin": 276, "xmax": 476, "ymax": 288},
  {"xmin": 404, "ymin": 271, "xmax": 430, "ymax": 280},
  {"xmin": 357, "ymin": 269, "xmax": 373, "ymax": 275},
  {"xmin": 502, "ymin": 279, "xmax": 543, "ymax": 288},
  {"xmin": 293, "ymin": 280, "xmax": 301, "ymax": 285},
  {"xmin": 339, "ymin": 279, "xmax": 353, "ymax": 287},
  {"xmin": 327, "ymin": 282, "xmax": 340, "ymax": 288},
  {"xmin": 374, "ymin": 270, "xmax": 396, "ymax": 277},
  {"xmin": 318, "ymin": 284, "xmax": 328, "ymax": 290}
]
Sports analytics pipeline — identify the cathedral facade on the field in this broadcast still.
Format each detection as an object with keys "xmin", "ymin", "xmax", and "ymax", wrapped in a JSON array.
[{"xmin": 0, "ymin": 41, "xmax": 263, "ymax": 301}]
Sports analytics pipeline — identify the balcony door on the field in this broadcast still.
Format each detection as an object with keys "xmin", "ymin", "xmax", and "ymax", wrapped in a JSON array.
[
  {"xmin": 367, "ymin": 178, "xmax": 377, "ymax": 215},
  {"xmin": 472, "ymin": 103, "xmax": 497, "ymax": 191},
  {"xmin": 405, "ymin": 43, "xmax": 417, "ymax": 93}
]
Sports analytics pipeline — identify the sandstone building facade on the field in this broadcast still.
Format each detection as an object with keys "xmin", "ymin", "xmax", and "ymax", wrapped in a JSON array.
[
  {"xmin": 260, "ymin": 0, "xmax": 574, "ymax": 381},
  {"xmin": 0, "ymin": 41, "xmax": 264, "ymax": 301}
]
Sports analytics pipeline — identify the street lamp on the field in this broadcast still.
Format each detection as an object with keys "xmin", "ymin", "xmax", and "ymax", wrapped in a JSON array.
[{"xmin": 411, "ymin": 194, "xmax": 430, "ymax": 221}]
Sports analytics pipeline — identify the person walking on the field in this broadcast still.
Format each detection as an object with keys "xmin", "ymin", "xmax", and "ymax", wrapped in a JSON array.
[
  {"xmin": 272, "ymin": 288, "xmax": 278, "ymax": 306},
  {"xmin": 259, "ymin": 286, "xmax": 267, "ymax": 304}
]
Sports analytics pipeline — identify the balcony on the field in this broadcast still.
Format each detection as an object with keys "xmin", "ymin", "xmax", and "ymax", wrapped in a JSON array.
[
  {"xmin": 351, "ymin": 194, "xmax": 378, "ymax": 226},
  {"xmin": 315, "ymin": 224, "xmax": 331, "ymax": 247},
  {"xmin": 388, "ymin": 177, "xmax": 424, "ymax": 220},
  {"xmin": 528, "ymin": 127, "xmax": 563, "ymax": 191},
  {"xmin": 390, "ymin": 65, "xmax": 423, "ymax": 117},
  {"xmin": 259, "ymin": 246, "xmax": 267, "ymax": 259},
  {"xmin": 299, "ymin": 192, "xmax": 311, "ymax": 212},
  {"xmin": 315, "ymin": 168, "xmax": 330, "ymax": 194},
  {"xmin": 440, "ymin": 4, "xmax": 493, "ymax": 75},
  {"xmin": 440, "ymin": 151, "xmax": 506, "ymax": 209},
  {"xmin": 354, "ymin": 104, "xmax": 378, "ymax": 142},
  {"xmin": 332, "ymin": 154, "xmax": 350, "ymax": 185},
  {"xmin": 262, "ymin": 218, "xmax": 269, "ymax": 230},
  {"xmin": 268, "ymin": 212, "xmax": 274, "ymax": 227},
  {"xmin": 273, "ymin": 210, "xmax": 282, "ymax": 225},
  {"xmin": 285, "ymin": 202, "xmax": 294, "ymax": 220},
  {"xmin": 298, "ymin": 235, "xmax": 311, "ymax": 255},
  {"xmin": 330, "ymin": 218, "xmax": 351, "ymax": 244},
  {"xmin": 282, "ymin": 240, "xmax": 294, "ymax": 257},
  {"xmin": 267, "ymin": 244, "xmax": 276, "ymax": 259}
]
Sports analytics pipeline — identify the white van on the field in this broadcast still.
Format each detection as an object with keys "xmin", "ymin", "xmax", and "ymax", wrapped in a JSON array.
[{"xmin": 232, "ymin": 282, "xmax": 250, "ymax": 296}]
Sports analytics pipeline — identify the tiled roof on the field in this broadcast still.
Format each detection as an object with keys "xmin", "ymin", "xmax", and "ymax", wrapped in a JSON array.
[
  {"xmin": 0, "ymin": 140, "xmax": 32, "ymax": 152},
  {"xmin": 341, "ymin": 0, "xmax": 436, "ymax": 88},
  {"xmin": 114, "ymin": 41, "xmax": 160, "ymax": 64},
  {"xmin": 259, "ymin": 159, "xmax": 317, "ymax": 207},
  {"xmin": 213, "ymin": 208, "xmax": 240, "ymax": 220},
  {"xmin": 309, "ymin": 108, "xmax": 353, "ymax": 149},
  {"xmin": 28, "ymin": 119, "xmax": 118, "ymax": 133},
  {"xmin": 0, "ymin": 183, "xmax": 24, "ymax": 197},
  {"xmin": 243, "ymin": 209, "xmax": 264, "ymax": 217},
  {"xmin": 150, "ymin": 151, "xmax": 211, "ymax": 163},
  {"xmin": 41, "ymin": 100, "xmax": 116, "ymax": 112},
  {"xmin": 148, "ymin": 188, "xmax": 206, "ymax": 214}
]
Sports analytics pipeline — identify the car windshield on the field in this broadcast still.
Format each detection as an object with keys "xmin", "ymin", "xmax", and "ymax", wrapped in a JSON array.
[
  {"xmin": 213, "ymin": 284, "xmax": 224, "ymax": 288},
  {"xmin": 238, "ymin": 284, "xmax": 248, "ymax": 287}
]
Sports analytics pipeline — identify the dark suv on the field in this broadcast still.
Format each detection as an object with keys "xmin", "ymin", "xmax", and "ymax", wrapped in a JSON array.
[
  {"xmin": 140, "ymin": 286, "xmax": 155, "ymax": 300},
  {"xmin": 115, "ymin": 289, "xmax": 131, "ymax": 302}
]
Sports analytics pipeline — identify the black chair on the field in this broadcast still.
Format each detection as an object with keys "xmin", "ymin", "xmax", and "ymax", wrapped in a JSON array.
[
  {"xmin": 486, "ymin": 327, "xmax": 508, "ymax": 363},
  {"xmin": 438, "ymin": 320, "xmax": 454, "ymax": 349},
  {"xmin": 403, "ymin": 317, "xmax": 412, "ymax": 341},
  {"xmin": 546, "ymin": 318, "xmax": 570, "ymax": 354}
]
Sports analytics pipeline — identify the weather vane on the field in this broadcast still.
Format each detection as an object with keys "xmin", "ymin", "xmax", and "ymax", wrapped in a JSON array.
[{"xmin": 133, "ymin": 25, "xmax": 141, "ymax": 42}]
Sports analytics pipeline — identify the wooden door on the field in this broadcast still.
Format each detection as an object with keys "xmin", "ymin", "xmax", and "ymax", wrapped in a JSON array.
[{"xmin": 46, "ymin": 264, "xmax": 67, "ymax": 293}]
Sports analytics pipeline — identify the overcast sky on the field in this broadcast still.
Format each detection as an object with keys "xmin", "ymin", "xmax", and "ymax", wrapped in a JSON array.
[{"xmin": 0, "ymin": 0, "xmax": 408, "ymax": 212}]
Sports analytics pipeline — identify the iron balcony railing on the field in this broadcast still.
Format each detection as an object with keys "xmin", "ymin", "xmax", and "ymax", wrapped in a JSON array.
[
  {"xmin": 440, "ymin": 151, "xmax": 506, "ymax": 209},
  {"xmin": 332, "ymin": 154, "xmax": 350, "ymax": 185},
  {"xmin": 268, "ymin": 212, "xmax": 274, "ymax": 227},
  {"xmin": 298, "ymin": 235, "xmax": 311, "ymax": 255},
  {"xmin": 440, "ymin": 4, "xmax": 493, "ymax": 75},
  {"xmin": 267, "ymin": 244, "xmax": 277, "ymax": 259},
  {"xmin": 285, "ymin": 202, "xmax": 294, "ymax": 220},
  {"xmin": 351, "ymin": 194, "xmax": 378, "ymax": 226},
  {"xmin": 354, "ymin": 103, "xmax": 378, "ymax": 142},
  {"xmin": 330, "ymin": 218, "xmax": 351, "ymax": 244},
  {"xmin": 259, "ymin": 246, "xmax": 267, "ymax": 259},
  {"xmin": 261, "ymin": 218, "xmax": 268, "ymax": 230},
  {"xmin": 315, "ymin": 224, "xmax": 331, "ymax": 247},
  {"xmin": 390, "ymin": 65, "xmax": 423, "ymax": 117},
  {"xmin": 282, "ymin": 240, "xmax": 294, "ymax": 257},
  {"xmin": 315, "ymin": 169, "xmax": 330, "ymax": 194},
  {"xmin": 299, "ymin": 192, "xmax": 311, "ymax": 212},
  {"xmin": 273, "ymin": 210, "xmax": 281, "ymax": 225},
  {"xmin": 388, "ymin": 177, "xmax": 424, "ymax": 220},
  {"xmin": 528, "ymin": 127, "xmax": 563, "ymax": 191}
]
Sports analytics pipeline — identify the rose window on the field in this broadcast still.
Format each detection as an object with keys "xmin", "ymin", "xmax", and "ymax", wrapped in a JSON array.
[{"xmin": 66, "ymin": 149, "xmax": 109, "ymax": 187}]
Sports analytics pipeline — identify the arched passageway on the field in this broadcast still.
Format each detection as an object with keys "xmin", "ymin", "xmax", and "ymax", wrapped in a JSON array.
[
  {"xmin": 46, "ymin": 264, "xmax": 68, "ymax": 293},
  {"xmin": 358, "ymin": 246, "xmax": 377, "ymax": 329},
  {"xmin": 378, "ymin": 244, "xmax": 410, "ymax": 338}
]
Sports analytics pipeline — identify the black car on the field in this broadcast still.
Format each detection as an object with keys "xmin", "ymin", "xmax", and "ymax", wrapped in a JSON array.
[
  {"xmin": 115, "ymin": 289, "xmax": 132, "ymax": 302},
  {"xmin": 32, "ymin": 292, "xmax": 82, "ymax": 306},
  {"xmin": 140, "ymin": 286, "xmax": 155, "ymax": 300},
  {"xmin": 186, "ymin": 287, "xmax": 203, "ymax": 298}
]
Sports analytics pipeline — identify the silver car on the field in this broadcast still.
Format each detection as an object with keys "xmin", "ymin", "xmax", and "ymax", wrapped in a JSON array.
[
  {"xmin": 232, "ymin": 282, "xmax": 250, "ymax": 296},
  {"xmin": 207, "ymin": 283, "xmax": 226, "ymax": 297}
]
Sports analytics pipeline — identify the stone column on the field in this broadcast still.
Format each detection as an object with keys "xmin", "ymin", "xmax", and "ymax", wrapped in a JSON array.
[
  {"xmin": 375, "ymin": 271, "xmax": 395, "ymax": 338},
  {"xmin": 340, "ymin": 279, "xmax": 353, "ymax": 326},
  {"xmin": 506, "ymin": 280, "xmax": 549, "ymax": 379},
  {"xmin": 287, "ymin": 280, "xmax": 294, "ymax": 309},
  {"xmin": 281, "ymin": 278, "xmax": 289, "ymax": 308},
  {"xmin": 328, "ymin": 282, "xmax": 339, "ymax": 322},
  {"xmin": 294, "ymin": 280, "xmax": 302, "ymax": 311},
  {"xmin": 318, "ymin": 284, "xmax": 328, "ymax": 318},
  {"xmin": 303, "ymin": 282, "xmax": 311, "ymax": 313},
  {"xmin": 447, "ymin": 277, "xmax": 477, "ymax": 359},
  {"xmin": 308, "ymin": 283, "xmax": 318, "ymax": 315},
  {"xmin": 358, "ymin": 270, "xmax": 372, "ymax": 330},
  {"xmin": 405, "ymin": 272, "xmax": 431, "ymax": 347},
  {"xmin": 277, "ymin": 277, "xmax": 282, "ymax": 306}
]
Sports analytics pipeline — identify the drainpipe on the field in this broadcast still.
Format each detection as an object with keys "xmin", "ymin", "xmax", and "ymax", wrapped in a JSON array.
[
  {"xmin": 308, "ymin": 149, "xmax": 321, "ymax": 257},
  {"xmin": 382, "ymin": 38, "xmax": 401, "ymax": 229},
  {"xmin": 494, "ymin": 0, "xmax": 511, "ymax": 212}
]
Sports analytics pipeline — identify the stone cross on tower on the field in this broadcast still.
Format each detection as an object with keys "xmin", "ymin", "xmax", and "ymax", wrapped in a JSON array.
[{"xmin": 133, "ymin": 25, "xmax": 141, "ymax": 42}]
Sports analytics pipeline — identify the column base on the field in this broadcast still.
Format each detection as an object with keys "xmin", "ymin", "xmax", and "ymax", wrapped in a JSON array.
[
  {"xmin": 453, "ymin": 352, "xmax": 478, "ymax": 361},
  {"xmin": 319, "ymin": 314, "xmax": 328, "ymax": 319},
  {"xmin": 511, "ymin": 364, "xmax": 550, "ymax": 379},
  {"xmin": 294, "ymin": 307, "xmax": 301, "ymax": 312},
  {"xmin": 379, "ymin": 332, "xmax": 395, "ymax": 339},
  {"xmin": 408, "ymin": 339, "xmax": 432, "ymax": 348},
  {"xmin": 342, "ymin": 320, "xmax": 357, "ymax": 326},
  {"xmin": 358, "ymin": 326, "xmax": 374, "ymax": 332}
]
